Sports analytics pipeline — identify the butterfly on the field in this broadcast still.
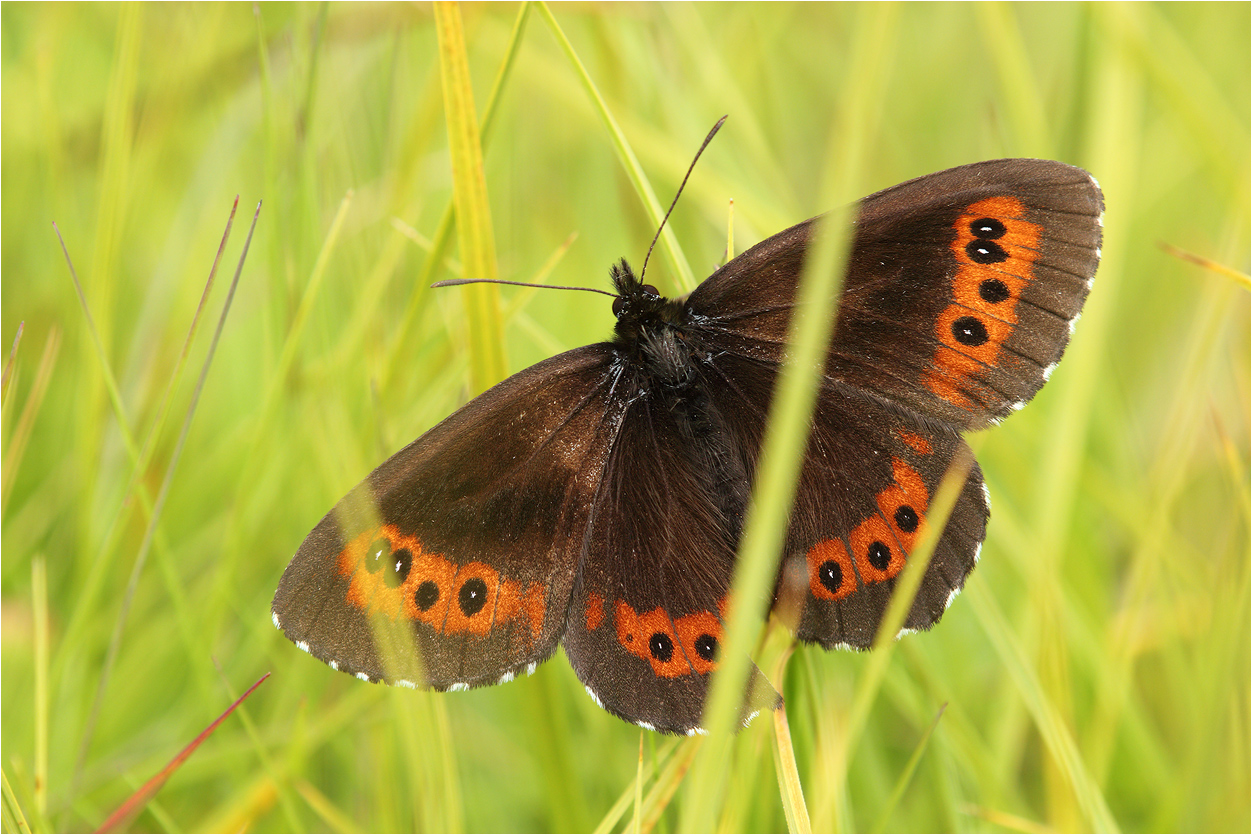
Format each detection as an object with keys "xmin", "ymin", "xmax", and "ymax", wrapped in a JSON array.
[{"xmin": 272, "ymin": 155, "xmax": 1103, "ymax": 735}]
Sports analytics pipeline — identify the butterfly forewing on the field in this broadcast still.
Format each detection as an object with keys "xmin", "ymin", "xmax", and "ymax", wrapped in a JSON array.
[
  {"xmin": 272, "ymin": 346, "xmax": 620, "ymax": 689},
  {"xmin": 687, "ymin": 159, "xmax": 1104, "ymax": 430}
]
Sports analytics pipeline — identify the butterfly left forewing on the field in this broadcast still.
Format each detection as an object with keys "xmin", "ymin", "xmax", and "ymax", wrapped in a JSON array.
[{"xmin": 273, "ymin": 346, "xmax": 621, "ymax": 689}]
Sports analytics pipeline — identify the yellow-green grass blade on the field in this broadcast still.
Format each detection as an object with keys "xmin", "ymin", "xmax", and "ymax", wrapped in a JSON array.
[
  {"xmin": 682, "ymin": 6, "xmax": 898, "ymax": 829},
  {"xmin": 538, "ymin": 2, "xmax": 695, "ymax": 294},
  {"xmin": 435, "ymin": 0, "xmax": 505, "ymax": 395},
  {"xmin": 385, "ymin": 2, "xmax": 532, "ymax": 391}
]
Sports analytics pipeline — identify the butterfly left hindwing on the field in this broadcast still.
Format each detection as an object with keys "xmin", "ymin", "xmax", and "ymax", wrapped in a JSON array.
[{"xmin": 561, "ymin": 370, "xmax": 781, "ymax": 734}]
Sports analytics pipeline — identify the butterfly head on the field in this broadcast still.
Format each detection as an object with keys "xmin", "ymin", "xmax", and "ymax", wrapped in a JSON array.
[{"xmin": 609, "ymin": 258, "xmax": 685, "ymax": 338}]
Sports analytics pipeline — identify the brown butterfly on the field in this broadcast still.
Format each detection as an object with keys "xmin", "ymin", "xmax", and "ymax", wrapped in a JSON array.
[{"xmin": 273, "ymin": 155, "xmax": 1103, "ymax": 735}]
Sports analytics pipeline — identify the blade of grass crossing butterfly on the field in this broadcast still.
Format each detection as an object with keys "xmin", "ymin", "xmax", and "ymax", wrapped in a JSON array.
[{"xmin": 683, "ymin": 5, "xmax": 897, "ymax": 829}]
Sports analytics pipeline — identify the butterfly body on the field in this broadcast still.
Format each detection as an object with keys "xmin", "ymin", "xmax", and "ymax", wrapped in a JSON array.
[{"xmin": 273, "ymin": 158, "xmax": 1103, "ymax": 734}]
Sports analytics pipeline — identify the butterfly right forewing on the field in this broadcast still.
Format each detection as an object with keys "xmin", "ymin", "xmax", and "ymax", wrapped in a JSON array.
[{"xmin": 686, "ymin": 159, "xmax": 1103, "ymax": 430}]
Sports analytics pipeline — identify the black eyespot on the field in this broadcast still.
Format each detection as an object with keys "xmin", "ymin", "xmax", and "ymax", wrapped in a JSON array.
[
  {"xmin": 385, "ymin": 548, "xmax": 412, "ymax": 588},
  {"xmin": 966, "ymin": 240, "xmax": 1008, "ymax": 264},
  {"xmin": 415, "ymin": 581, "xmax": 440, "ymax": 611},
  {"xmin": 694, "ymin": 633, "xmax": 718, "ymax": 662},
  {"xmin": 868, "ymin": 541, "xmax": 892, "ymax": 571},
  {"xmin": 979, "ymin": 278, "xmax": 1011, "ymax": 304},
  {"xmin": 970, "ymin": 217, "xmax": 1006, "ymax": 239},
  {"xmin": 458, "ymin": 578, "xmax": 489, "ymax": 616},
  {"xmin": 365, "ymin": 538, "xmax": 390, "ymax": 574},
  {"xmin": 818, "ymin": 560, "xmax": 843, "ymax": 594},
  {"xmin": 951, "ymin": 316, "xmax": 989, "ymax": 346},
  {"xmin": 894, "ymin": 505, "xmax": 919, "ymax": 533},
  {"xmin": 649, "ymin": 632, "xmax": 674, "ymax": 663}
]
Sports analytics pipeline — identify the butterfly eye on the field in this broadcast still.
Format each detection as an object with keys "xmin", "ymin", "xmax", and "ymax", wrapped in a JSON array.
[
  {"xmin": 642, "ymin": 284, "xmax": 660, "ymax": 298},
  {"xmin": 612, "ymin": 296, "xmax": 626, "ymax": 316}
]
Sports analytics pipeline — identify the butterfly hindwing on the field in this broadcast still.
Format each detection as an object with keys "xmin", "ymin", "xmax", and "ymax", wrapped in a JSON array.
[
  {"xmin": 690, "ymin": 349, "xmax": 987, "ymax": 648},
  {"xmin": 782, "ymin": 384, "xmax": 989, "ymax": 647},
  {"xmin": 561, "ymin": 365, "xmax": 781, "ymax": 734},
  {"xmin": 272, "ymin": 346, "xmax": 620, "ymax": 689}
]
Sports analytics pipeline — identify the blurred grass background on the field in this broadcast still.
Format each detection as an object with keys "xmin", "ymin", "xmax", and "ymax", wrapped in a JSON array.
[{"xmin": 2, "ymin": 2, "xmax": 1248, "ymax": 831}]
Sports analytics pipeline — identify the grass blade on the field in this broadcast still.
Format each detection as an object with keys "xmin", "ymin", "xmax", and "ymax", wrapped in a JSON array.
[
  {"xmin": 537, "ymin": 2, "xmax": 695, "ymax": 293},
  {"xmin": 682, "ymin": 6, "xmax": 897, "ymax": 829},
  {"xmin": 76, "ymin": 201, "xmax": 262, "ymax": 795},
  {"xmin": 434, "ymin": 0, "xmax": 506, "ymax": 394},
  {"xmin": 872, "ymin": 704, "xmax": 947, "ymax": 832},
  {"xmin": 94, "ymin": 673, "xmax": 270, "ymax": 833},
  {"xmin": 0, "ymin": 327, "xmax": 60, "ymax": 511},
  {"xmin": 1, "ymin": 321, "xmax": 22, "ymax": 403}
]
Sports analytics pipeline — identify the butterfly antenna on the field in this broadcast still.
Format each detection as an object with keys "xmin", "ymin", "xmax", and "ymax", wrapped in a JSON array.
[
  {"xmin": 639, "ymin": 115, "xmax": 728, "ymax": 283},
  {"xmin": 431, "ymin": 277, "xmax": 618, "ymax": 297}
]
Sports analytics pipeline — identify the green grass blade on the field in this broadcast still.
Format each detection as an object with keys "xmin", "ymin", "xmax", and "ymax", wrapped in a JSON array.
[
  {"xmin": 384, "ymin": 2, "xmax": 531, "ymax": 390},
  {"xmin": 970, "ymin": 581, "xmax": 1120, "ymax": 833},
  {"xmin": 681, "ymin": 6, "xmax": 897, "ymax": 829},
  {"xmin": 537, "ymin": 2, "xmax": 695, "ymax": 293},
  {"xmin": 872, "ymin": 704, "xmax": 946, "ymax": 832},
  {"xmin": 435, "ymin": 0, "xmax": 505, "ymax": 394},
  {"xmin": 1, "ymin": 769, "xmax": 32, "ymax": 835}
]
